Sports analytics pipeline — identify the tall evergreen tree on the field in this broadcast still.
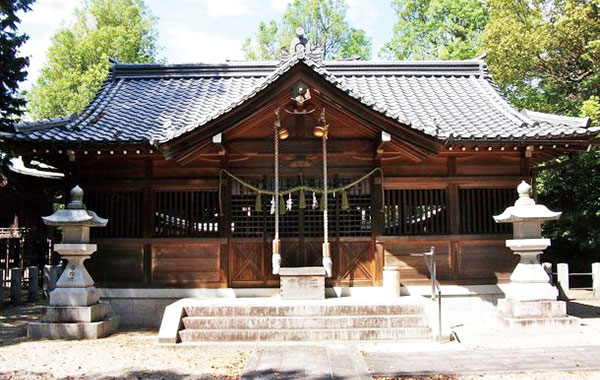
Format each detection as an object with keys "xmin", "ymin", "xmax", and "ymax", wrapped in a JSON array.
[
  {"xmin": 381, "ymin": 0, "xmax": 489, "ymax": 60},
  {"xmin": 0, "ymin": 0, "xmax": 33, "ymax": 131},
  {"xmin": 242, "ymin": 0, "xmax": 371, "ymax": 60},
  {"xmin": 26, "ymin": 0, "xmax": 159, "ymax": 120}
]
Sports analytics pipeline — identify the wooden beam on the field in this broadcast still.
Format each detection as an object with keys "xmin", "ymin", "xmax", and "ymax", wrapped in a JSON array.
[{"xmin": 380, "ymin": 176, "xmax": 527, "ymax": 189}]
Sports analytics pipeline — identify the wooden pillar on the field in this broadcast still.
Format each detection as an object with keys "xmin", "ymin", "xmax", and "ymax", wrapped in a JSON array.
[
  {"xmin": 220, "ymin": 175, "xmax": 232, "ymax": 286},
  {"xmin": 371, "ymin": 174, "xmax": 384, "ymax": 285},
  {"xmin": 447, "ymin": 157, "xmax": 460, "ymax": 280},
  {"xmin": 371, "ymin": 175, "xmax": 384, "ymax": 236},
  {"xmin": 142, "ymin": 185, "xmax": 154, "ymax": 284}
]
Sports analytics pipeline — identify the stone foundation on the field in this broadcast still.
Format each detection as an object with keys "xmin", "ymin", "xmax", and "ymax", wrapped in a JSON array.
[
  {"xmin": 498, "ymin": 298, "xmax": 579, "ymax": 331},
  {"xmin": 28, "ymin": 316, "xmax": 119, "ymax": 339}
]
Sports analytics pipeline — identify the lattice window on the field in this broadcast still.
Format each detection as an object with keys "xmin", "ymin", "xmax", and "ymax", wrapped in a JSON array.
[
  {"xmin": 230, "ymin": 177, "xmax": 371, "ymax": 238},
  {"xmin": 384, "ymin": 189, "xmax": 449, "ymax": 235},
  {"xmin": 154, "ymin": 190, "xmax": 219, "ymax": 238},
  {"xmin": 459, "ymin": 188, "xmax": 515, "ymax": 234},
  {"xmin": 231, "ymin": 180, "xmax": 268, "ymax": 238},
  {"xmin": 337, "ymin": 181, "xmax": 371, "ymax": 237},
  {"xmin": 86, "ymin": 190, "xmax": 144, "ymax": 238}
]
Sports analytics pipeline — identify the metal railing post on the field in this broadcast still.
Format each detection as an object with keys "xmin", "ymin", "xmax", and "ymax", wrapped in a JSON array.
[{"xmin": 421, "ymin": 246, "xmax": 442, "ymax": 341}]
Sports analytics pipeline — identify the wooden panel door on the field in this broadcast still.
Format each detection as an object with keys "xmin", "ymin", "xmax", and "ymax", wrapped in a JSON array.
[{"xmin": 336, "ymin": 238, "xmax": 375, "ymax": 286}]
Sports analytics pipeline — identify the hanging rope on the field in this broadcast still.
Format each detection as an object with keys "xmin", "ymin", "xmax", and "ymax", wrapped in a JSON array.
[
  {"xmin": 218, "ymin": 167, "xmax": 385, "ymax": 215},
  {"xmin": 274, "ymin": 110, "xmax": 280, "ymax": 241},
  {"xmin": 322, "ymin": 122, "xmax": 329, "ymax": 247}
]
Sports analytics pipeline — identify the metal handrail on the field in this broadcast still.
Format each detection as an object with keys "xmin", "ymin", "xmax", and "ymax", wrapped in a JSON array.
[{"xmin": 422, "ymin": 246, "xmax": 442, "ymax": 341}]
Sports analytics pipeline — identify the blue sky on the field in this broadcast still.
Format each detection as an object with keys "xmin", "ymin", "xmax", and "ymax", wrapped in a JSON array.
[{"xmin": 18, "ymin": 0, "xmax": 397, "ymax": 91}]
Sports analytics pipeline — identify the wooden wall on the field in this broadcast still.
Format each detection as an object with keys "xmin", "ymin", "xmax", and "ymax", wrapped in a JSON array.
[{"xmin": 76, "ymin": 146, "xmax": 527, "ymax": 288}]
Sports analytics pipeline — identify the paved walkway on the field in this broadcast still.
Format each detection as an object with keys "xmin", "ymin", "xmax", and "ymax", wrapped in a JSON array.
[
  {"xmin": 240, "ymin": 298, "xmax": 600, "ymax": 379},
  {"xmin": 241, "ymin": 344, "xmax": 600, "ymax": 379},
  {"xmin": 365, "ymin": 345, "xmax": 600, "ymax": 377},
  {"xmin": 241, "ymin": 344, "xmax": 372, "ymax": 380}
]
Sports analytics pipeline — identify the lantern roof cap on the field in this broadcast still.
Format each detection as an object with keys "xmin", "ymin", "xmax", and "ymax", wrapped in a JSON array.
[
  {"xmin": 42, "ymin": 185, "xmax": 108, "ymax": 227},
  {"xmin": 494, "ymin": 181, "xmax": 562, "ymax": 223}
]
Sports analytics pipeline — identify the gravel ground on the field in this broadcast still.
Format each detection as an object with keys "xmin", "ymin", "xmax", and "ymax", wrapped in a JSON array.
[{"xmin": 0, "ymin": 302, "xmax": 250, "ymax": 380}]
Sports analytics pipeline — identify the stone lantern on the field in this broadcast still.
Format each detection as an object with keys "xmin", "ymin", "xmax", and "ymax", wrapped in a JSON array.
[
  {"xmin": 493, "ymin": 181, "xmax": 578, "ymax": 329},
  {"xmin": 28, "ymin": 185, "xmax": 119, "ymax": 339}
]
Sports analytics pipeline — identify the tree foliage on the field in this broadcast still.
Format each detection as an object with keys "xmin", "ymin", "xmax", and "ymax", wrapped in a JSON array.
[
  {"xmin": 535, "ymin": 150, "xmax": 600, "ymax": 265},
  {"xmin": 242, "ymin": 0, "xmax": 371, "ymax": 60},
  {"xmin": 381, "ymin": 0, "xmax": 489, "ymax": 60},
  {"xmin": 482, "ymin": 0, "xmax": 600, "ymax": 265},
  {"xmin": 482, "ymin": 0, "xmax": 600, "ymax": 118},
  {"xmin": 26, "ymin": 0, "xmax": 159, "ymax": 120},
  {"xmin": 0, "ymin": 0, "xmax": 33, "ymax": 131}
]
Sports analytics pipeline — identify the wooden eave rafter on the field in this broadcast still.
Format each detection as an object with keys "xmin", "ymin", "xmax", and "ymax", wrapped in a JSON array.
[{"xmin": 160, "ymin": 63, "xmax": 442, "ymax": 165}]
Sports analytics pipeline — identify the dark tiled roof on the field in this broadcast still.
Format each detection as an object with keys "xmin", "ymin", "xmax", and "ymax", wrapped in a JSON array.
[{"xmin": 5, "ymin": 55, "xmax": 598, "ymax": 145}]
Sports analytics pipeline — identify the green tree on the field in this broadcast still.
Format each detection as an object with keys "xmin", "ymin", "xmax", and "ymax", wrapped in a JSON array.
[
  {"xmin": 26, "ymin": 0, "xmax": 159, "ymax": 119},
  {"xmin": 381, "ymin": 0, "xmax": 489, "ymax": 60},
  {"xmin": 0, "ymin": 0, "xmax": 34, "ymax": 131},
  {"xmin": 482, "ymin": 0, "xmax": 600, "ymax": 117},
  {"xmin": 483, "ymin": 0, "xmax": 600, "ymax": 268},
  {"xmin": 242, "ymin": 0, "xmax": 372, "ymax": 60},
  {"xmin": 535, "ymin": 150, "xmax": 600, "ymax": 269}
]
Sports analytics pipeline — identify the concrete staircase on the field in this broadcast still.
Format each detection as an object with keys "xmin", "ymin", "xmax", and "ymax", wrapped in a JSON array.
[{"xmin": 162, "ymin": 298, "xmax": 432, "ymax": 342}]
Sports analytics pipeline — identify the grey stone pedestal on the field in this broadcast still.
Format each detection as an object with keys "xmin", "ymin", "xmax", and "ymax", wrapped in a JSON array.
[
  {"xmin": 280, "ymin": 267, "xmax": 326, "ymax": 300},
  {"xmin": 28, "ymin": 303, "xmax": 119, "ymax": 339},
  {"xmin": 497, "ymin": 298, "xmax": 579, "ymax": 330}
]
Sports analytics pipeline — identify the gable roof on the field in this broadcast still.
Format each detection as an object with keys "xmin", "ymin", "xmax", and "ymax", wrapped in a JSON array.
[{"xmin": 5, "ymin": 55, "xmax": 598, "ymax": 146}]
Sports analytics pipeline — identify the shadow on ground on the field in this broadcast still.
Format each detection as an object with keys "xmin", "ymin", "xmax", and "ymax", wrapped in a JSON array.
[
  {"xmin": 0, "ymin": 301, "xmax": 44, "ymax": 346},
  {"xmin": 567, "ymin": 300, "xmax": 600, "ymax": 319},
  {"xmin": 0, "ymin": 369, "xmax": 239, "ymax": 380}
]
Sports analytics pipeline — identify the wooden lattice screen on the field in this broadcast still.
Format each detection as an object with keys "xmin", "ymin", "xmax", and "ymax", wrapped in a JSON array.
[
  {"xmin": 230, "ymin": 178, "xmax": 371, "ymax": 238},
  {"xmin": 86, "ymin": 190, "xmax": 144, "ymax": 238},
  {"xmin": 459, "ymin": 188, "xmax": 515, "ymax": 234},
  {"xmin": 384, "ymin": 189, "xmax": 450, "ymax": 235},
  {"xmin": 154, "ymin": 190, "xmax": 219, "ymax": 238}
]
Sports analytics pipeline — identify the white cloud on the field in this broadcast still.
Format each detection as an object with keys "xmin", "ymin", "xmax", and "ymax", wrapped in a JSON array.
[{"xmin": 162, "ymin": 24, "xmax": 245, "ymax": 63}]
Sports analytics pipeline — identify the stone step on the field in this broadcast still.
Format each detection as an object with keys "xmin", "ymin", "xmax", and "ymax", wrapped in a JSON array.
[
  {"xmin": 181, "ymin": 314, "xmax": 429, "ymax": 330},
  {"xmin": 183, "ymin": 304, "xmax": 425, "ymax": 317},
  {"xmin": 179, "ymin": 327, "xmax": 432, "ymax": 342}
]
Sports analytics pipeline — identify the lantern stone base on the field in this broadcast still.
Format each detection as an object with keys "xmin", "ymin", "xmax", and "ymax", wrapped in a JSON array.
[
  {"xmin": 498, "ymin": 298, "xmax": 579, "ymax": 331},
  {"xmin": 27, "ymin": 302, "xmax": 119, "ymax": 339},
  {"xmin": 28, "ymin": 316, "xmax": 119, "ymax": 340},
  {"xmin": 49, "ymin": 286, "xmax": 100, "ymax": 306},
  {"xmin": 42, "ymin": 302, "xmax": 109, "ymax": 323},
  {"xmin": 280, "ymin": 267, "xmax": 326, "ymax": 300}
]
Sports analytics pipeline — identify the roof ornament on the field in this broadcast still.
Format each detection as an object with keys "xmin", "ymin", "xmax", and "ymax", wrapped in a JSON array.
[
  {"xmin": 280, "ymin": 27, "xmax": 323, "ymax": 64},
  {"xmin": 291, "ymin": 27, "xmax": 308, "ymax": 56}
]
